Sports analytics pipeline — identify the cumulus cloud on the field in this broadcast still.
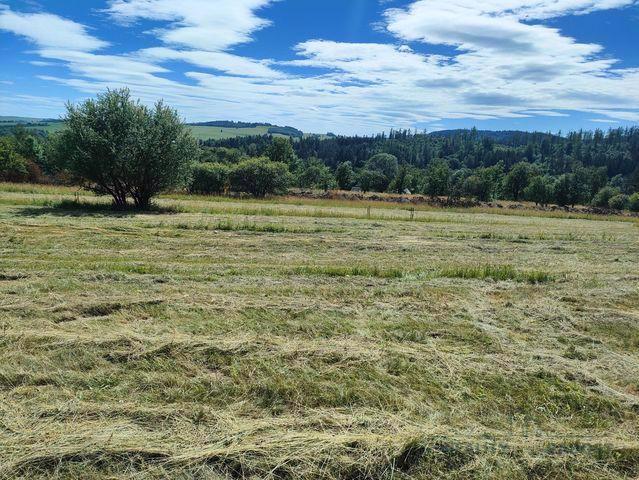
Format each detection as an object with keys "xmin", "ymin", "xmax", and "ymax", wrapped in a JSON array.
[
  {"xmin": 0, "ymin": 9, "xmax": 108, "ymax": 51},
  {"xmin": 105, "ymin": 0, "xmax": 274, "ymax": 51},
  {"xmin": 1, "ymin": 0, "xmax": 639, "ymax": 133}
]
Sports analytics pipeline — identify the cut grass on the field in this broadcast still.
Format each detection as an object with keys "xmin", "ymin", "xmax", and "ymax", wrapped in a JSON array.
[{"xmin": 0, "ymin": 183, "xmax": 637, "ymax": 479}]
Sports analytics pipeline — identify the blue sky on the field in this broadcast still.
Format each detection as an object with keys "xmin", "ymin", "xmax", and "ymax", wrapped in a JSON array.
[{"xmin": 1, "ymin": 0, "xmax": 638, "ymax": 135}]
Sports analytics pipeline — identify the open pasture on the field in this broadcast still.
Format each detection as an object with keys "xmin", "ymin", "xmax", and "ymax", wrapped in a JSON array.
[{"xmin": 0, "ymin": 184, "xmax": 638, "ymax": 479}]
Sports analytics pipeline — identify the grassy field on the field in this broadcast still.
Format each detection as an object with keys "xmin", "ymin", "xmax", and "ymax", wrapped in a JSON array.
[
  {"xmin": 0, "ymin": 183, "xmax": 638, "ymax": 479},
  {"xmin": 187, "ymin": 125, "xmax": 274, "ymax": 141},
  {"xmin": 0, "ymin": 120, "xmax": 67, "ymax": 135},
  {"xmin": 0, "ymin": 117, "xmax": 286, "ymax": 141}
]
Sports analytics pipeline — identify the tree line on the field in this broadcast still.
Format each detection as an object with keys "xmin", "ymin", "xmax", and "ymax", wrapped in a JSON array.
[
  {"xmin": 205, "ymin": 126, "xmax": 639, "ymax": 210},
  {"xmin": 1, "ymin": 88, "xmax": 638, "ymax": 211}
]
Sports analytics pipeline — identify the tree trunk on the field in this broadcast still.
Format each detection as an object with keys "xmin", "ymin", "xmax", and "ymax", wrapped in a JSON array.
[
  {"xmin": 111, "ymin": 192, "xmax": 128, "ymax": 209},
  {"xmin": 132, "ymin": 192, "xmax": 152, "ymax": 210}
]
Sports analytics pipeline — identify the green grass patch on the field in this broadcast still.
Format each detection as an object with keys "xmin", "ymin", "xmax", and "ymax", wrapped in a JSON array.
[
  {"xmin": 175, "ymin": 219, "xmax": 331, "ymax": 234},
  {"xmin": 439, "ymin": 264, "xmax": 553, "ymax": 283},
  {"xmin": 293, "ymin": 265, "xmax": 406, "ymax": 278}
]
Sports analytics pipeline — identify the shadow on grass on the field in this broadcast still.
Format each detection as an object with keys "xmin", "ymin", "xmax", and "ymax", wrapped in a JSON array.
[{"xmin": 14, "ymin": 199, "xmax": 182, "ymax": 217}]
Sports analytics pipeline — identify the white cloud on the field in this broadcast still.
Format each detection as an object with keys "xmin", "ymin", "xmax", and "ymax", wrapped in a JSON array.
[
  {"xmin": 523, "ymin": 110, "xmax": 571, "ymax": 117},
  {"xmin": 590, "ymin": 118, "xmax": 619, "ymax": 123},
  {"xmin": 2, "ymin": 0, "xmax": 639, "ymax": 134},
  {"xmin": 0, "ymin": 9, "xmax": 108, "ymax": 51},
  {"xmin": 105, "ymin": 0, "xmax": 274, "ymax": 51},
  {"xmin": 136, "ymin": 47, "xmax": 283, "ymax": 78}
]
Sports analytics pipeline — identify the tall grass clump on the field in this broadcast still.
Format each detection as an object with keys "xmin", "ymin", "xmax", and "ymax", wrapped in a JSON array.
[
  {"xmin": 439, "ymin": 264, "xmax": 553, "ymax": 283},
  {"xmin": 294, "ymin": 265, "xmax": 405, "ymax": 278},
  {"xmin": 175, "ymin": 220, "xmax": 328, "ymax": 234}
]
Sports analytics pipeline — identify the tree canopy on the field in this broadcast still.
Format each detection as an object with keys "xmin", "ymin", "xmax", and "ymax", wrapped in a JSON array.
[{"xmin": 58, "ymin": 88, "xmax": 197, "ymax": 209}]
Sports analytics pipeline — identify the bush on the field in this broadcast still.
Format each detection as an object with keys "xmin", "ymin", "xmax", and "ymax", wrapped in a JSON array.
[
  {"xmin": 608, "ymin": 194, "xmax": 628, "ymax": 210},
  {"xmin": 190, "ymin": 162, "xmax": 230, "ymax": 194},
  {"xmin": 335, "ymin": 162, "xmax": 355, "ymax": 190},
  {"xmin": 462, "ymin": 165, "xmax": 503, "ymax": 202},
  {"xmin": 628, "ymin": 192, "xmax": 639, "ymax": 212},
  {"xmin": 59, "ymin": 88, "xmax": 197, "ymax": 209},
  {"xmin": 229, "ymin": 157, "xmax": 292, "ymax": 197},
  {"xmin": 0, "ymin": 137, "xmax": 27, "ymax": 181},
  {"xmin": 523, "ymin": 176, "xmax": 553, "ymax": 206},
  {"xmin": 199, "ymin": 147, "xmax": 242, "ymax": 164},
  {"xmin": 591, "ymin": 186, "xmax": 620, "ymax": 208},
  {"xmin": 357, "ymin": 169, "xmax": 388, "ymax": 192},
  {"xmin": 266, "ymin": 137, "xmax": 297, "ymax": 165},
  {"xmin": 296, "ymin": 158, "xmax": 336, "ymax": 191},
  {"xmin": 503, "ymin": 162, "xmax": 535, "ymax": 200},
  {"xmin": 364, "ymin": 153, "xmax": 398, "ymax": 191},
  {"xmin": 423, "ymin": 160, "xmax": 451, "ymax": 198}
]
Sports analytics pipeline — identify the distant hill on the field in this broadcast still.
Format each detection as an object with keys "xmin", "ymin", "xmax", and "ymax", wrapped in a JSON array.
[
  {"xmin": 189, "ymin": 121, "xmax": 303, "ymax": 139},
  {"xmin": 190, "ymin": 120, "xmax": 275, "ymax": 128},
  {"xmin": 0, "ymin": 116, "xmax": 65, "ymax": 135},
  {"xmin": 0, "ymin": 116, "xmax": 304, "ymax": 140}
]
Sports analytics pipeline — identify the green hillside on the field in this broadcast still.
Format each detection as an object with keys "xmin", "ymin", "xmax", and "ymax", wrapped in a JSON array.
[
  {"xmin": 0, "ymin": 116, "xmax": 303, "ymax": 140},
  {"xmin": 188, "ymin": 124, "xmax": 273, "ymax": 140}
]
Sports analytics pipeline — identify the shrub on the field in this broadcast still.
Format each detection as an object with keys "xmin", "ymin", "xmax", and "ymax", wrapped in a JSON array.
[
  {"xmin": 553, "ymin": 174, "xmax": 577, "ymax": 207},
  {"xmin": 199, "ymin": 147, "xmax": 242, "ymax": 164},
  {"xmin": 524, "ymin": 175, "xmax": 553, "ymax": 206},
  {"xmin": 296, "ymin": 158, "xmax": 336, "ymax": 191},
  {"xmin": 357, "ymin": 169, "xmax": 388, "ymax": 192},
  {"xmin": 628, "ymin": 192, "xmax": 639, "ymax": 212},
  {"xmin": 59, "ymin": 88, "xmax": 197, "ymax": 209},
  {"xmin": 190, "ymin": 162, "xmax": 230, "ymax": 195},
  {"xmin": 229, "ymin": 157, "xmax": 292, "ymax": 197},
  {"xmin": 266, "ymin": 137, "xmax": 297, "ymax": 165},
  {"xmin": 423, "ymin": 160, "xmax": 451, "ymax": 198},
  {"xmin": 364, "ymin": 153, "xmax": 398, "ymax": 191},
  {"xmin": 608, "ymin": 194, "xmax": 628, "ymax": 211},
  {"xmin": 462, "ymin": 165, "xmax": 503, "ymax": 201},
  {"xmin": 0, "ymin": 136, "xmax": 28, "ymax": 181},
  {"xmin": 591, "ymin": 186, "xmax": 620, "ymax": 208},
  {"xmin": 503, "ymin": 162, "xmax": 535, "ymax": 200},
  {"xmin": 335, "ymin": 161, "xmax": 355, "ymax": 190}
]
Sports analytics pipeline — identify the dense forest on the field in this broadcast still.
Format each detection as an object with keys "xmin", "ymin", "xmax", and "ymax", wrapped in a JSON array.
[
  {"xmin": 202, "ymin": 127, "xmax": 639, "ymax": 209},
  {"xmin": 2, "ymin": 121, "xmax": 639, "ymax": 210}
]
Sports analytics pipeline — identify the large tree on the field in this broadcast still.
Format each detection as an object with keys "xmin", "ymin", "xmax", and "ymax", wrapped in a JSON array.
[
  {"xmin": 364, "ymin": 153, "xmax": 398, "ymax": 191},
  {"xmin": 266, "ymin": 137, "xmax": 297, "ymax": 166},
  {"xmin": 335, "ymin": 161, "xmax": 355, "ymax": 190},
  {"xmin": 296, "ymin": 158, "xmax": 336, "ymax": 191},
  {"xmin": 523, "ymin": 175, "xmax": 553, "ymax": 206},
  {"xmin": 503, "ymin": 162, "xmax": 535, "ymax": 200},
  {"xmin": 60, "ymin": 88, "xmax": 197, "ymax": 209},
  {"xmin": 423, "ymin": 160, "xmax": 451, "ymax": 198}
]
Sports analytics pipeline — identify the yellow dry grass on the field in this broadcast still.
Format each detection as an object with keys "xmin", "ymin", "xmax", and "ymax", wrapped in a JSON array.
[{"xmin": 0, "ymin": 183, "xmax": 638, "ymax": 479}]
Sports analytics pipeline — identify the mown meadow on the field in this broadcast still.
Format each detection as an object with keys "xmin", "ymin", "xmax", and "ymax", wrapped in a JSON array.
[{"xmin": 0, "ymin": 183, "xmax": 638, "ymax": 479}]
